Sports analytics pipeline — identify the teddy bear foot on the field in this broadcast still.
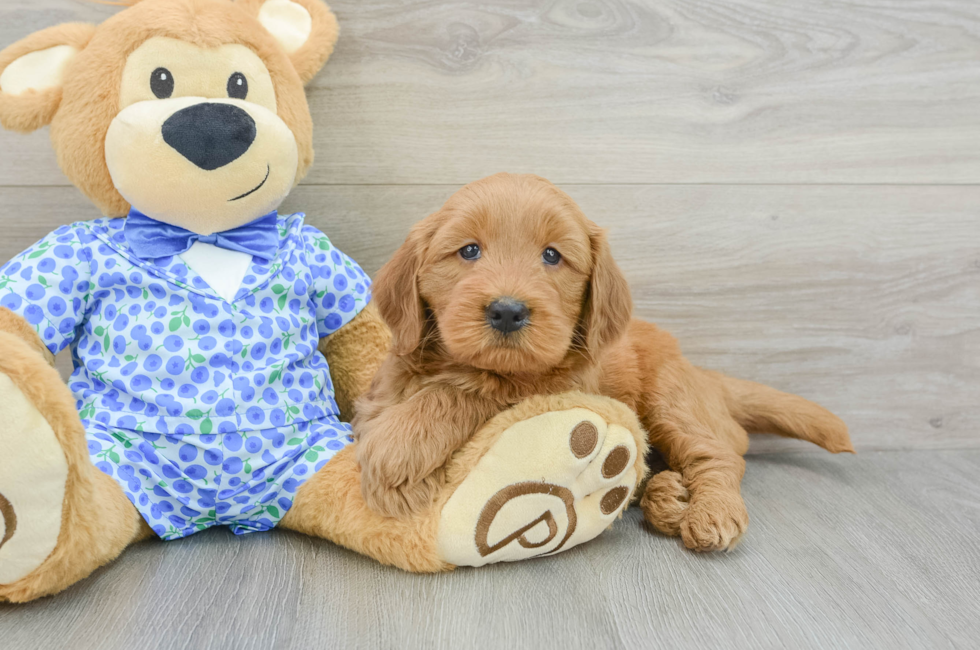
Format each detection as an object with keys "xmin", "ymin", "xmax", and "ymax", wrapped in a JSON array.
[
  {"xmin": 0, "ymin": 331, "xmax": 147, "ymax": 602},
  {"xmin": 436, "ymin": 392, "xmax": 648, "ymax": 567},
  {"xmin": 0, "ymin": 370, "xmax": 69, "ymax": 588}
]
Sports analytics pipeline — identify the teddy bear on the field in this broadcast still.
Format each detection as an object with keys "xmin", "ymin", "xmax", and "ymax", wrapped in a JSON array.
[{"xmin": 0, "ymin": 0, "xmax": 649, "ymax": 602}]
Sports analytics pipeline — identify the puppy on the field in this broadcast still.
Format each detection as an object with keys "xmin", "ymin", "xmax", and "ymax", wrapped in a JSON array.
[{"xmin": 353, "ymin": 173, "xmax": 853, "ymax": 551}]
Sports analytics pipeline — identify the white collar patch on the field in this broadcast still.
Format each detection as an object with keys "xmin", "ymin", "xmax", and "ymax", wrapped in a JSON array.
[{"xmin": 179, "ymin": 241, "xmax": 252, "ymax": 303}]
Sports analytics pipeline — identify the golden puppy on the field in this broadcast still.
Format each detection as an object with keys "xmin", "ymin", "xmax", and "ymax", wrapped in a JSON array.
[{"xmin": 354, "ymin": 173, "xmax": 853, "ymax": 551}]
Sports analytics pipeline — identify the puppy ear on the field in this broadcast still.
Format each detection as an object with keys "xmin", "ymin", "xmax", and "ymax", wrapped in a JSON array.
[
  {"xmin": 581, "ymin": 224, "xmax": 633, "ymax": 358},
  {"xmin": 238, "ymin": 0, "xmax": 339, "ymax": 84},
  {"xmin": 373, "ymin": 225, "xmax": 428, "ymax": 356},
  {"xmin": 0, "ymin": 24, "xmax": 96, "ymax": 133}
]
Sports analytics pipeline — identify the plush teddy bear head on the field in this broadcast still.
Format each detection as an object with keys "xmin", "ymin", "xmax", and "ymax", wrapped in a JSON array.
[{"xmin": 0, "ymin": 0, "xmax": 338, "ymax": 234}]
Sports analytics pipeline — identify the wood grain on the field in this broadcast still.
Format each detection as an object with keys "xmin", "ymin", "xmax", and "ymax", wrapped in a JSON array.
[
  {"xmin": 0, "ymin": 450, "xmax": 977, "ymax": 649},
  {"xmin": 2, "ymin": 0, "xmax": 980, "ymax": 186},
  {"xmin": 2, "ymin": 184, "xmax": 976, "ymax": 454}
]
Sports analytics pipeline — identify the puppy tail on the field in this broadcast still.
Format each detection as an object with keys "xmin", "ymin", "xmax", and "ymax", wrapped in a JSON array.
[{"xmin": 712, "ymin": 372, "xmax": 854, "ymax": 454}]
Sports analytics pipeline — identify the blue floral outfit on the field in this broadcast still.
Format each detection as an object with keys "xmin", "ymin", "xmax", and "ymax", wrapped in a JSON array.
[{"xmin": 0, "ymin": 213, "xmax": 371, "ymax": 540}]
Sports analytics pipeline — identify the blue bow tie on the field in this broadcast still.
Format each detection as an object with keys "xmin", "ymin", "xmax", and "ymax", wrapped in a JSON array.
[{"xmin": 124, "ymin": 209, "xmax": 280, "ymax": 261}]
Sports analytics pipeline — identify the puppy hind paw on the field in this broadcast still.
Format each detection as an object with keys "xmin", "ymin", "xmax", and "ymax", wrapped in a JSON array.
[
  {"xmin": 640, "ymin": 470, "xmax": 689, "ymax": 537},
  {"xmin": 679, "ymin": 496, "xmax": 748, "ymax": 553}
]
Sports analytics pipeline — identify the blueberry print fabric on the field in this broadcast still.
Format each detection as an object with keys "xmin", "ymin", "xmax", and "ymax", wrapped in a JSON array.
[
  {"xmin": 0, "ymin": 213, "xmax": 371, "ymax": 539},
  {"xmin": 86, "ymin": 416, "xmax": 350, "ymax": 538}
]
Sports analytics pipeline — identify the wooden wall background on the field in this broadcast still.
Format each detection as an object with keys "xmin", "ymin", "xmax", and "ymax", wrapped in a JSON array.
[{"xmin": 1, "ymin": 0, "xmax": 977, "ymax": 454}]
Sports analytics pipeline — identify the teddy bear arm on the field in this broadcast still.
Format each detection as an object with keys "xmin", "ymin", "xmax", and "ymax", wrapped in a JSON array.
[{"xmin": 317, "ymin": 302, "xmax": 391, "ymax": 422}]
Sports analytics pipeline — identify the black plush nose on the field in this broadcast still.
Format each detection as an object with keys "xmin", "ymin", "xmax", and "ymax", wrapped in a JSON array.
[
  {"xmin": 486, "ymin": 298, "xmax": 530, "ymax": 334},
  {"xmin": 162, "ymin": 103, "xmax": 257, "ymax": 171}
]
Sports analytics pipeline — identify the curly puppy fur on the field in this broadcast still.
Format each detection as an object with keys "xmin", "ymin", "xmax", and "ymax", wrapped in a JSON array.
[{"xmin": 355, "ymin": 172, "xmax": 854, "ymax": 552}]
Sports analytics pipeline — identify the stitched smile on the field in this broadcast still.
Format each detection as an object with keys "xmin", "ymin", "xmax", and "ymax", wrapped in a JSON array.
[{"xmin": 229, "ymin": 164, "xmax": 270, "ymax": 202}]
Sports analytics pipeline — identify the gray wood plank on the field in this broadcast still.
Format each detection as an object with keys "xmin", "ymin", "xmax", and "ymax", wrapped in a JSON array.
[
  {"xmin": 1, "ymin": 450, "xmax": 977, "ymax": 649},
  {"xmin": 1, "ymin": 184, "xmax": 975, "ymax": 453},
  {"xmin": 2, "ymin": 0, "xmax": 980, "ymax": 186}
]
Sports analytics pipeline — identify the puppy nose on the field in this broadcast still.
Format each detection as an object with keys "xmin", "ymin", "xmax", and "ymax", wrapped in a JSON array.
[
  {"xmin": 162, "ymin": 102, "xmax": 257, "ymax": 171},
  {"xmin": 486, "ymin": 298, "xmax": 530, "ymax": 334}
]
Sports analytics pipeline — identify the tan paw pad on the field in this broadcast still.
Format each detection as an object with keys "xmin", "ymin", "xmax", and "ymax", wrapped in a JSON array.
[
  {"xmin": 437, "ymin": 408, "xmax": 638, "ymax": 567},
  {"xmin": 0, "ymin": 373, "xmax": 67, "ymax": 585}
]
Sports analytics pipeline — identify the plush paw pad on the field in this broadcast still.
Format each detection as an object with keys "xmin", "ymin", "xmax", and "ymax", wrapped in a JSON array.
[
  {"xmin": 437, "ymin": 408, "xmax": 639, "ymax": 567},
  {"xmin": 0, "ymin": 373, "xmax": 68, "ymax": 584}
]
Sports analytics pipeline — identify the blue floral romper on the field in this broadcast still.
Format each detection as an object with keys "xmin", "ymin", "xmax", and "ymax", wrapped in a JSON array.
[{"xmin": 0, "ymin": 213, "xmax": 370, "ymax": 540}]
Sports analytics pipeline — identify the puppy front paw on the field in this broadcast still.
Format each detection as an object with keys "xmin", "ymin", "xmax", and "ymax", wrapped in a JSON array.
[
  {"xmin": 361, "ymin": 471, "xmax": 443, "ymax": 520},
  {"xmin": 356, "ymin": 435, "xmax": 444, "ymax": 519}
]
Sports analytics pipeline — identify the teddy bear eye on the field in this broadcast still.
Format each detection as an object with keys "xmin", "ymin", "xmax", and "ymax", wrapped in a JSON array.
[
  {"xmin": 542, "ymin": 247, "xmax": 561, "ymax": 265},
  {"xmin": 150, "ymin": 67, "xmax": 174, "ymax": 99},
  {"xmin": 227, "ymin": 72, "xmax": 248, "ymax": 100}
]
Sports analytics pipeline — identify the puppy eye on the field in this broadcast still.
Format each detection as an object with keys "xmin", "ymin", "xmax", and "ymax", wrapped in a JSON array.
[
  {"xmin": 227, "ymin": 72, "xmax": 248, "ymax": 100},
  {"xmin": 542, "ymin": 247, "xmax": 561, "ymax": 265},
  {"xmin": 151, "ymin": 68, "xmax": 174, "ymax": 99},
  {"xmin": 459, "ymin": 244, "xmax": 481, "ymax": 260}
]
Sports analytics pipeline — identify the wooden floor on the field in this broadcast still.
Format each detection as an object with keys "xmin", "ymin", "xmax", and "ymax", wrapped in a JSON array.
[
  {"xmin": 2, "ymin": 451, "xmax": 978, "ymax": 650},
  {"xmin": 1, "ymin": 0, "xmax": 978, "ymax": 648}
]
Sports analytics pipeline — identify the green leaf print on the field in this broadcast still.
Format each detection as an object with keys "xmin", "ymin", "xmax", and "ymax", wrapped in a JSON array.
[
  {"xmin": 109, "ymin": 451, "xmax": 120, "ymax": 463},
  {"xmin": 266, "ymin": 506, "xmax": 280, "ymax": 518},
  {"xmin": 186, "ymin": 409, "xmax": 205, "ymax": 420},
  {"xmin": 271, "ymin": 284, "xmax": 286, "ymax": 294},
  {"xmin": 287, "ymin": 437, "xmax": 303, "ymax": 446},
  {"xmin": 169, "ymin": 317, "xmax": 183, "ymax": 332},
  {"xmin": 277, "ymin": 293, "xmax": 288, "ymax": 310},
  {"xmin": 304, "ymin": 450, "xmax": 318, "ymax": 462},
  {"xmin": 201, "ymin": 418, "xmax": 213, "ymax": 434},
  {"xmin": 94, "ymin": 326, "xmax": 105, "ymax": 336}
]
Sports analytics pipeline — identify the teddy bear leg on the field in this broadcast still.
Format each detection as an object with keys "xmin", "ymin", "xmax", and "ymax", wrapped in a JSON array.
[
  {"xmin": 279, "ymin": 392, "xmax": 648, "ymax": 571},
  {"xmin": 279, "ymin": 443, "xmax": 449, "ymax": 571},
  {"xmin": 0, "ymin": 331, "xmax": 149, "ymax": 602}
]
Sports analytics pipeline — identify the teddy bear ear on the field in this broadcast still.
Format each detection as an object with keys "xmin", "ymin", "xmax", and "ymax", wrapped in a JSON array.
[
  {"xmin": 238, "ymin": 0, "xmax": 339, "ymax": 85},
  {"xmin": 0, "ymin": 23, "xmax": 96, "ymax": 133}
]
